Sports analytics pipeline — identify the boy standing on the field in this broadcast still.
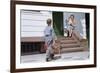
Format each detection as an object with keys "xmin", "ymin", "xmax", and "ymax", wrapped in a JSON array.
[{"xmin": 44, "ymin": 18, "xmax": 55, "ymax": 62}]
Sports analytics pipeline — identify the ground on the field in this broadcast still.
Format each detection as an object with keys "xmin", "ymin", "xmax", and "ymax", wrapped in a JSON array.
[{"xmin": 21, "ymin": 51, "xmax": 89, "ymax": 63}]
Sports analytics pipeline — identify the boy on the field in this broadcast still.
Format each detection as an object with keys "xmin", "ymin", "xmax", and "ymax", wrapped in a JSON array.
[{"xmin": 44, "ymin": 18, "xmax": 55, "ymax": 62}]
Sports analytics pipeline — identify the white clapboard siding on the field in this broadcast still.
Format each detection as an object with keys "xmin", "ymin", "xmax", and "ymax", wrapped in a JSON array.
[
  {"xmin": 21, "ymin": 10, "xmax": 52, "ymax": 37},
  {"xmin": 21, "ymin": 20, "xmax": 47, "ymax": 26},
  {"xmin": 21, "ymin": 32, "xmax": 44, "ymax": 37},
  {"xmin": 21, "ymin": 26, "xmax": 46, "ymax": 32},
  {"xmin": 21, "ymin": 15, "xmax": 50, "ymax": 20}
]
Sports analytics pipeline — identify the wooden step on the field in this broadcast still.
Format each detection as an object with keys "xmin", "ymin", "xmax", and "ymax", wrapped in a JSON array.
[
  {"xmin": 59, "ymin": 37, "xmax": 74, "ymax": 40},
  {"xmin": 61, "ymin": 47, "xmax": 84, "ymax": 53},
  {"xmin": 60, "ymin": 40, "xmax": 77, "ymax": 44},
  {"xmin": 61, "ymin": 43, "xmax": 80, "ymax": 48}
]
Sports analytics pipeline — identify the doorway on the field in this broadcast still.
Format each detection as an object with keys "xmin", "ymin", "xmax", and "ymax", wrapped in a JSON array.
[{"xmin": 53, "ymin": 12, "xmax": 64, "ymax": 36}]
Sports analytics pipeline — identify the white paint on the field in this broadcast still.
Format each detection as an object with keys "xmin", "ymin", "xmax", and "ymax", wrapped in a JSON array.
[{"xmin": 21, "ymin": 10, "xmax": 52, "ymax": 37}]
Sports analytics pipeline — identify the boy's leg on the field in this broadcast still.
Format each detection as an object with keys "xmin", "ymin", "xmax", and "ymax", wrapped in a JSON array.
[
  {"xmin": 50, "ymin": 46, "xmax": 54, "ymax": 59},
  {"xmin": 67, "ymin": 30, "xmax": 69, "ymax": 37},
  {"xmin": 50, "ymin": 54, "xmax": 54, "ymax": 59},
  {"xmin": 46, "ymin": 47, "xmax": 51, "ymax": 62}
]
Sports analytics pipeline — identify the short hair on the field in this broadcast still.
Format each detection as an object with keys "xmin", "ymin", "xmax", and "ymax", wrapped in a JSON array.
[
  {"xmin": 70, "ymin": 14, "xmax": 74, "ymax": 18},
  {"xmin": 47, "ymin": 18, "xmax": 52, "ymax": 25}
]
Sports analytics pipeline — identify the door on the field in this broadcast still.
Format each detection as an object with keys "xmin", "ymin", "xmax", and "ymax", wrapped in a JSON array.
[{"xmin": 53, "ymin": 12, "xmax": 63, "ymax": 36}]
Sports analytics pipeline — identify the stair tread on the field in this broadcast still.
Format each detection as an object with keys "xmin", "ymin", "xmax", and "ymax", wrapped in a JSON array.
[
  {"xmin": 60, "ymin": 40, "xmax": 77, "ymax": 43},
  {"xmin": 61, "ymin": 46, "xmax": 84, "ymax": 50},
  {"xmin": 61, "ymin": 43, "xmax": 80, "ymax": 48},
  {"xmin": 59, "ymin": 37, "xmax": 74, "ymax": 40},
  {"xmin": 61, "ymin": 47, "xmax": 84, "ymax": 53}
]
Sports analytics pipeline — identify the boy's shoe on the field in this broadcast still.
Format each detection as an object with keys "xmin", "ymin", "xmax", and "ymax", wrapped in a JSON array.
[
  {"xmin": 51, "ymin": 54, "xmax": 54, "ymax": 59},
  {"xmin": 46, "ymin": 58, "xmax": 51, "ymax": 62},
  {"xmin": 46, "ymin": 58, "xmax": 49, "ymax": 62}
]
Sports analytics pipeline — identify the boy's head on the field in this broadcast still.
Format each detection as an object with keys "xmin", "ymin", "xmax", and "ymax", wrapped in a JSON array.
[
  {"xmin": 47, "ymin": 18, "xmax": 52, "ymax": 26},
  {"xmin": 70, "ymin": 14, "xmax": 74, "ymax": 20}
]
